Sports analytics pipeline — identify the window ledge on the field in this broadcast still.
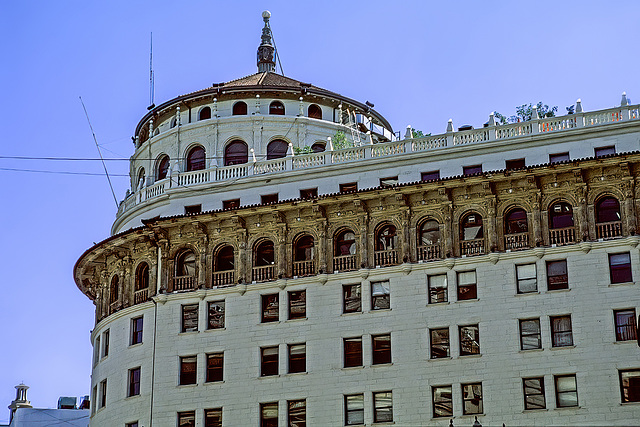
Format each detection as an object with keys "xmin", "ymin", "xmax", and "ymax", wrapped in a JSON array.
[
  {"xmin": 125, "ymin": 394, "xmax": 141, "ymax": 400},
  {"xmin": 545, "ymin": 288, "xmax": 571, "ymax": 293},
  {"xmin": 371, "ymin": 362, "xmax": 393, "ymax": 368},
  {"xmin": 258, "ymin": 321, "xmax": 281, "ymax": 325},
  {"xmin": 342, "ymin": 311, "xmax": 364, "ymax": 316},
  {"xmin": 609, "ymin": 281, "xmax": 635, "ymax": 287},
  {"xmin": 372, "ymin": 422, "xmax": 395, "ymax": 425},
  {"xmin": 458, "ymin": 354, "xmax": 482, "ymax": 359},
  {"xmin": 428, "ymin": 356, "xmax": 452, "ymax": 362},
  {"xmin": 342, "ymin": 366, "xmax": 365, "ymax": 371},
  {"xmin": 550, "ymin": 345, "xmax": 576, "ymax": 351},
  {"xmin": 554, "ymin": 405, "xmax": 581, "ymax": 411},
  {"xmin": 258, "ymin": 375, "xmax": 280, "ymax": 379},
  {"xmin": 459, "ymin": 413, "xmax": 484, "ymax": 417},
  {"xmin": 620, "ymin": 401, "xmax": 640, "ymax": 406},
  {"xmin": 129, "ymin": 343, "xmax": 143, "ymax": 349},
  {"xmin": 613, "ymin": 340, "xmax": 637, "ymax": 345},
  {"xmin": 523, "ymin": 408, "xmax": 548, "ymax": 413},
  {"xmin": 427, "ymin": 301, "xmax": 450, "ymax": 306},
  {"xmin": 287, "ymin": 371, "xmax": 308, "ymax": 376},
  {"xmin": 204, "ymin": 327, "xmax": 226, "ymax": 332},
  {"xmin": 456, "ymin": 298, "xmax": 479, "ymax": 303},
  {"xmin": 371, "ymin": 308, "xmax": 392, "ymax": 313},
  {"xmin": 179, "ymin": 330, "xmax": 199, "ymax": 335},
  {"xmin": 177, "ymin": 383, "xmax": 198, "ymax": 388},
  {"xmin": 515, "ymin": 291, "xmax": 540, "ymax": 297},
  {"xmin": 519, "ymin": 348, "xmax": 544, "ymax": 353},
  {"xmin": 204, "ymin": 380, "xmax": 225, "ymax": 385},
  {"xmin": 286, "ymin": 317, "xmax": 308, "ymax": 322}
]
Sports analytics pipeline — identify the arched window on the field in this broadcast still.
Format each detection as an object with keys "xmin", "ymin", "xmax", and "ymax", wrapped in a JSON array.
[
  {"xmin": 137, "ymin": 168, "xmax": 146, "ymax": 188},
  {"xmin": 135, "ymin": 263, "xmax": 149, "ymax": 292},
  {"xmin": 504, "ymin": 208, "xmax": 528, "ymax": 234},
  {"xmin": 232, "ymin": 101, "xmax": 247, "ymax": 116},
  {"xmin": 334, "ymin": 228, "xmax": 356, "ymax": 272},
  {"xmin": 153, "ymin": 128, "xmax": 160, "ymax": 136},
  {"xmin": 170, "ymin": 117, "xmax": 177, "ymax": 128},
  {"xmin": 418, "ymin": 219, "xmax": 441, "ymax": 260},
  {"xmin": 294, "ymin": 235, "xmax": 314, "ymax": 261},
  {"xmin": 269, "ymin": 101, "xmax": 285, "ymax": 115},
  {"xmin": 596, "ymin": 196, "xmax": 622, "ymax": 239},
  {"xmin": 214, "ymin": 245, "xmax": 234, "ymax": 272},
  {"xmin": 156, "ymin": 155, "xmax": 170, "ymax": 180},
  {"xmin": 224, "ymin": 140, "xmax": 248, "ymax": 166},
  {"xmin": 199, "ymin": 106, "xmax": 211, "ymax": 121},
  {"xmin": 504, "ymin": 208, "xmax": 528, "ymax": 250},
  {"xmin": 311, "ymin": 142, "xmax": 326, "ymax": 153},
  {"xmin": 186, "ymin": 146, "xmax": 205, "ymax": 171},
  {"xmin": 254, "ymin": 240, "xmax": 275, "ymax": 266},
  {"xmin": 375, "ymin": 223, "xmax": 398, "ymax": 266},
  {"xmin": 109, "ymin": 275, "xmax": 119, "ymax": 304},
  {"xmin": 176, "ymin": 250, "xmax": 196, "ymax": 277},
  {"xmin": 549, "ymin": 202, "xmax": 574, "ymax": 229},
  {"xmin": 308, "ymin": 104, "xmax": 322, "ymax": 120},
  {"xmin": 267, "ymin": 139, "xmax": 288, "ymax": 160},
  {"xmin": 460, "ymin": 212, "xmax": 484, "ymax": 255}
]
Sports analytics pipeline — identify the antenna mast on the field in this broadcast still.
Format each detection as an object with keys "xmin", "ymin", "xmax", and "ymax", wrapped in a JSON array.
[
  {"xmin": 79, "ymin": 97, "xmax": 119, "ymax": 208},
  {"xmin": 149, "ymin": 32, "xmax": 155, "ymax": 108}
]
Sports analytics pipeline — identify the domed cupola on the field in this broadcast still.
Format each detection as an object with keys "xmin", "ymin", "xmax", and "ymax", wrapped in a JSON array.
[{"xmin": 257, "ymin": 10, "xmax": 276, "ymax": 73}]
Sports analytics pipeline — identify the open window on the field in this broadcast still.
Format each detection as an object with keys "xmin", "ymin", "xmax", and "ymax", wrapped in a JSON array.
[
  {"xmin": 460, "ymin": 212, "xmax": 484, "ymax": 256},
  {"xmin": 253, "ymin": 239, "xmax": 275, "ymax": 282},
  {"xmin": 596, "ymin": 196, "xmax": 622, "ymax": 239},
  {"xmin": 293, "ymin": 234, "xmax": 315, "ymax": 277},
  {"xmin": 134, "ymin": 263, "xmax": 149, "ymax": 303},
  {"xmin": 504, "ymin": 207, "xmax": 529, "ymax": 250},
  {"xmin": 417, "ymin": 219, "xmax": 441, "ymax": 261},
  {"xmin": 334, "ymin": 228, "xmax": 357, "ymax": 272},
  {"xmin": 548, "ymin": 202, "xmax": 575, "ymax": 245},
  {"xmin": 374, "ymin": 223, "xmax": 398, "ymax": 266},
  {"xmin": 213, "ymin": 245, "xmax": 234, "ymax": 287},
  {"xmin": 174, "ymin": 250, "xmax": 196, "ymax": 291}
]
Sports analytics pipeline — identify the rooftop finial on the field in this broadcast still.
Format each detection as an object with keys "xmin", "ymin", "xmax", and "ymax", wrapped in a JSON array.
[{"xmin": 257, "ymin": 11, "xmax": 275, "ymax": 73}]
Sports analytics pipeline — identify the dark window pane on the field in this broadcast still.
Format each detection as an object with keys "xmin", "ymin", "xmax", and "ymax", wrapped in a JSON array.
[
  {"xmin": 506, "ymin": 158, "xmax": 526, "ymax": 170},
  {"xmin": 551, "ymin": 315, "xmax": 573, "ymax": 347},
  {"xmin": 340, "ymin": 182, "xmax": 357, "ymax": 193},
  {"xmin": 595, "ymin": 145, "xmax": 615, "ymax": 158},
  {"xmin": 269, "ymin": 101, "xmax": 285, "ymax": 115},
  {"xmin": 186, "ymin": 146, "xmax": 205, "ymax": 171},
  {"xmin": 288, "ymin": 344, "xmax": 306, "ymax": 374},
  {"xmin": 181, "ymin": 304, "xmax": 198, "ymax": 333},
  {"xmin": 288, "ymin": 400, "xmax": 306, "ymax": 427},
  {"xmin": 546, "ymin": 260, "xmax": 568, "ymax": 290},
  {"xmin": 523, "ymin": 377, "xmax": 546, "ymax": 410},
  {"xmin": 372, "ymin": 334, "xmax": 391, "ymax": 365},
  {"xmin": 131, "ymin": 317, "xmax": 143, "ymax": 345},
  {"xmin": 222, "ymin": 199, "xmax": 240, "ymax": 210},
  {"xmin": 157, "ymin": 156, "xmax": 170, "ymax": 180},
  {"xmin": 457, "ymin": 270, "xmax": 477, "ymax": 300},
  {"xmin": 199, "ymin": 107, "xmax": 211, "ymax": 120},
  {"xmin": 308, "ymin": 104, "xmax": 322, "ymax": 119},
  {"xmin": 261, "ymin": 194, "xmax": 279, "ymax": 205},
  {"xmin": 179, "ymin": 356, "xmax": 197, "ymax": 385},
  {"xmin": 262, "ymin": 294, "xmax": 279, "ymax": 323},
  {"xmin": 206, "ymin": 353, "xmax": 223, "ymax": 382},
  {"xmin": 207, "ymin": 301, "xmax": 225, "ymax": 329},
  {"xmin": 609, "ymin": 253, "xmax": 632, "ymax": 283},
  {"xmin": 204, "ymin": 408, "xmax": 222, "ymax": 427},
  {"xmin": 550, "ymin": 152, "xmax": 570, "ymax": 163},
  {"xmin": 300, "ymin": 188, "xmax": 318, "ymax": 199},
  {"xmin": 178, "ymin": 411, "xmax": 195, "ymax": 427},
  {"xmin": 261, "ymin": 347, "xmax": 278, "ymax": 377},
  {"xmin": 344, "ymin": 337, "xmax": 362, "ymax": 368},
  {"xmin": 614, "ymin": 309, "xmax": 637, "ymax": 341},
  {"xmin": 267, "ymin": 139, "xmax": 288, "ymax": 160},
  {"xmin": 430, "ymin": 328, "xmax": 450, "ymax": 359},
  {"xmin": 260, "ymin": 402, "xmax": 278, "ymax": 427},
  {"xmin": 549, "ymin": 202, "xmax": 574, "ymax": 229},
  {"xmin": 288, "ymin": 291, "xmax": 306, "ymax": 319},
  {"xmin": 232, "ymin": 101, "xmax": 247, "ymax": 115},
  {"xmin": 620, "ymin": 370, "xmax": 640, "ymax": 403},
  {"xmin": 224, "ymin": 140, "xmax": 248, "ymax": 166},
  {"xmin": 428, "ymin": 274, "xmax": 448, "ymax": 303},
  {"xmin": 421, "ymin": 171, "xmax": 440, "ymax": 181},
  {"xmin": 128, "ymin": 367, "xmax": 140, "ymax": 397},
  {"xmin": 596, "ymin": 197, "xmax": 621, "ymax": 223},
  {"xmin": 463, "ymin": 165, "xmax": 482, "ymax": 176},
  {"xmin": 343, "ymin": 284, "xmax": 361, "ymax": 313}
]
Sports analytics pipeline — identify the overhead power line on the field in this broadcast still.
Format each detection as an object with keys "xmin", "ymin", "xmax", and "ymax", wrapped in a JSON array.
[{"xmin": 0, "ymin": 167, "xmax": 129, "ymax": 176}]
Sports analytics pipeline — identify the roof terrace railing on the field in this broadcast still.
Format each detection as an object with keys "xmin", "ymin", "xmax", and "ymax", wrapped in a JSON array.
[{"xmin": 118, "ymin": 101, "xmax": 640, "ymax": 218}]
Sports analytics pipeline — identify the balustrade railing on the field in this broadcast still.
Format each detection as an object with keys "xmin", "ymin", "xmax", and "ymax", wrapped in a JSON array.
[
  {"xmin": 292, "ymin": 153, "xmax": 325, "ymax": 169},
  {"xmin": 332, "ymin": 147, "xmax": 365, "ymax": 163},
  {"xmin": 417, "ymin": 244, "xmax": 441, "ymax": 261},
  {"xmin": 411, "ymin": 135, "xmax": 447, "ymax": 151},
  {"xmin": 293, "ymin": 260, "xmax": 315, "ymax": 277},
  {"xmin": 549, "ymin": 227, "xmax": 576, "ymax": 246},
  {"xmin": 173, "ymin": 275, "xmax": 196, "ymax": 291},
  {"xmin": 252, "ymin": 265, "xmax": 275, "ymax": 282},
  {"xmin": 333, "ymin": 254, "xmax": 357, "ymax": 272},
  {"xmin": 504, "ymin": 232, "xmax": 529, "ymax": 251},
  {"xmin": 216, "ymin": 164, "xmax": 247, "ymax": 180},
  {"xmin": 254, "ymin": 158, "xmax": 286, "ymax": 175},
  {"xmin": 372, "ymin": 141, "xmax": 405, "ymax": 157},
  {"xmin": 374, "ymin": 249, "xmax": 398, "ymax": 267},
  {"xmin": 134, "ymin": 288, "xmax": 149, "ymax": 304},
  {"xmin": 539, "ymin": 116, "xmax": 577, "ymax": 133},
  {"xmin": 495, "ymin": 122, "xmax": 532, "ymax": 139},
  {"xmin": 176, "ymin": 169, "xmax": 209, "ymax": 186},
  {"xmin": 460, "ymin": 238, "xmax": 484, "ymax": 256},
  {"xmin": 596, "ymin": 221, "xmax": 622, "ymax": 239},
  {"xmin": 212, "ymin": 270, "xmax": 235, "ymax": 287},
  {"xmin": 453, "ymin": 128, "xmax": 489, "ymax": 145}
]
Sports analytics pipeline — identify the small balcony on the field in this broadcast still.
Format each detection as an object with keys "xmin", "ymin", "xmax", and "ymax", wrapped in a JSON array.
[
  {"xmin": 293, "ymin": 260, "xmax": 315, "ymax": 277},
  {"xmin": 549, "ymin": 227, "xmax": 576, "ymax": 246},
  {"xmin": 374, "ymin": 249, "xmax": 399, "ymax": 267},
  {"xmin": 504, "ymin": 232, "xmax": 529, "ymax": 251},
  {"xmin": 596, "ymin": 221, "xmax": 622, "ymax": 239},
  {"xmin": 212, "ymin": 270, "xmax": 235, "ymax": 287},
  {"xmin": 173, "ymin": 275, "xmax": 196, "ymax": 291},
  {"xmin": 134, "ymin": 288, "xmax": 149, "ymax": 304},
  {"xmin": 417, "ymin": 244, "xmax": 441, "ymax": 261},
  {"xmin": 333, "ymin": 254, "xmax": 357, "ymax": 272},
  {"xmin": 252, "ymin": 265, "xmax": 275, "ymax": 283},
  {"xmin": 460, "ymin": 238, "xmax": 484, "ymax": 256}
]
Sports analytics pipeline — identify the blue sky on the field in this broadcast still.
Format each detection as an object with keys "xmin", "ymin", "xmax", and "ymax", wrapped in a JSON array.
[{"xmin": 0, "ymin": 0, "xmax": 638, "ymax": 418}]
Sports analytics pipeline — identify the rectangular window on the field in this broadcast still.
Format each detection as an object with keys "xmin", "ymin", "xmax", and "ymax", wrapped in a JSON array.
[
  {"xmin": 523, "ymin": 377, "xmax": 546, "ymax": 410},
  {"xmin": 261, "ymin": 293, "xmax": 279, "ymax": 323},
  {"xmin": 261, "ymin": 193, "xmax": 279, "ymax": 205},
  {"xmin": 131, "ymin": 316, "xmax": 143, "ymax": 345},
  {"xmin": 222, "ymin": 199, "xmax": 240, "ymax": 210},
  {"xmin": 373, "ymin": 391, "xmax": 393, "ymax": 423},
  {"xmin": 184, "ymin": 204, "xmax": 202, "ymax": 215},
  {"xmin": 340, "ymin": 182, "xmax": 358, "ymax": 193},
  {"xmin": 516, "ymin": 263, "xmax": 537, "ymax": 293},
  {"xmin": 126, "ymin": 422, "xmax": 139, "ymax": 427},
  {"xmin": 620, "ymin": 369, "xmax": 640, "ymax": 403},
  {"xmin": 260, "ymin": 402, "xmax": 278, "ymax": 427},
  {"xmin": 102, "ymin": 330, "xmax": 109, "ymax": 358},
  {"xmin": 551, "ymin": 315, "xmax": 573, "ymax": 347},
  {"xmin": 432, "ymin": 385, "xmax": 453, "ymax": 418},
  {"xmin": 288, "ymin": 344, "xmax": 306, "ymax": 374},
  {"xmin": 519, "ymin": 318, "xmax": 542, "ymax": 350},
  {"xmin": 343, "ymin": 284, "xmax": 361, "ymax": 313},
  {"xmin": 430, "ymin": 328, "xmax": 450, "ymax": 359},
  {"xmin": 181, "ymin": 304, "xmax": 199, "ymax": 333},
  {"xmin": 506, "ymin": 158, "xmax": 526, "ymax": 170},
  {"xmin": 463, "ymin": 165, "xmax": 482, "ymax": 176},
  {"xmin": 300, "ymin": 188, "xmax": 318, "ymax": 199},
  {"xmin": 421, "ymin": 170, "xmax": 440, "ymax": 182},
  {"xmin": 609, "ymin": 253, "xmax": 632, "ymax": 284},
  {"xmin": 372, "ymin": 334, "xmax": 391, "ymax": 365},
  {"xmin": 178, "ymin": 411, "xmax": 195, "ymax": 427},
  {"xmin": 261, "ymin": 346, "xmax": 279, "ymax": 377},
  {"xmin": 207, "ymin": 301, "xmax": 225, "ymax": 329},
  {"xmin": 94, "ymin": 336, "xmax": 100, "ymax": 365},
  {"xmin": 595, "ymin": 145, "xmax": 616, "ymax": 158},
  {"xmin": 546, "ymin": 260, "xmax": 568, "ymax": 290},
  {"xmin": 380, "ymin": 176, "xmax": 398, "ymax": 187},
  {"xmin": 128, "ymin": 367, "xmax": 141, "ymax": 397},
  {"xmin": 614, "ymin": 309, "xmax": 638, "ymax": 341},
  {"xmin": 204, "ymin": 408, "xmax": 223, "ymax": 427},
  {"xmin": 179, "ymin": 356, "xmax": 197, "ymax": 385},
  {"xmin": 91, "ymin": 385, "xmax": 97, "ymax": 415},
  {"xmin": 287, "ymin": 400, "xmax": 306, "ymax": 427},
  {"xmin": 206, "ymin": 353, "xmax": 223, "ymax": 382},
  {"xmin": 459, "ymin": 325, "xmax": 480, "ymax": 356},
  {"xmin": 344, "ymin": 337, "xmax": 363, "ymax": 368},
  {"xmin": 457, "ymin": 270, "xmax": 477, "ymax": 300},
  {"xmin": 549, "ymin": 152, "xmax": 570, "ymax": 163},
  {"xmin": 288, "ymin": 290, "xmax": 306, "ymax": 319},
  {"xmin": 554, "ymin": 374, "xmax": 578, "ymax": 407},
  {"xmin": 428, "ymin": 274, "xmax": 448, "ymax": 303},
  {"xmin": 344, "ymin": 394, "xmax": 364, "ymax": 426},
  {"xmin": 462, "ymin": 383, "xmax": 483, "ymax": 415},
  {"xmin": 99, "ymin": 379, "xmax": 107, "ymax": 408},
  {"xmin": 371, "ymin": 280, "xmax": 390, "ymax": 310}
]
